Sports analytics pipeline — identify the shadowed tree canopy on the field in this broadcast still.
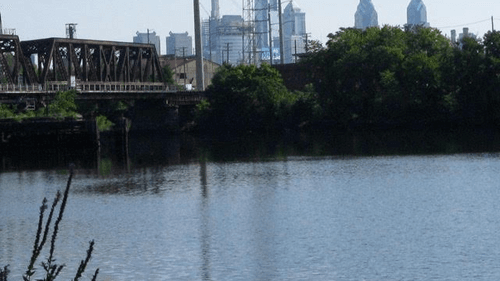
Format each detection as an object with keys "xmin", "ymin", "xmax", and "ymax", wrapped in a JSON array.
[
  {"xmin": 305, "ymin": 25, "xmax": 454, "ymax": 126},
  {"xmin": 199, "ymin": 63, "xmax": 297, "ymax": 133}
]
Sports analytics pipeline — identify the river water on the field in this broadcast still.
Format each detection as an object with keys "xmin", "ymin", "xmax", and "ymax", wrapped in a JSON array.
[{"xmin": 2, "ymin": 129, "xmax": 500, "ymax": 280}]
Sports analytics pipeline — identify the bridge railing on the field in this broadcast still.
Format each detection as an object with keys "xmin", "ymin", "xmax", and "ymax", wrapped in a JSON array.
[
  {"xmin": 0, "ymin": 82, "xmax": 195, "ymax": 93},
  {"xmin": 0, "ymin": 84, "xmax": 44, "ymax": 92},
  {"xmin": 75, "ymin": 82, "xmax": 168, "ymax": 92}
]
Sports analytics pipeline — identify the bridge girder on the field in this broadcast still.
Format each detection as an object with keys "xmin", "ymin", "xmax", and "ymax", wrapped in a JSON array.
[
  {"xmin": 11, "ymin": 37, "xmax": 164, "ymax": 85},
  {"xmin": 0, "ymin": 35, "xmax": 36, "ymax": 85}
]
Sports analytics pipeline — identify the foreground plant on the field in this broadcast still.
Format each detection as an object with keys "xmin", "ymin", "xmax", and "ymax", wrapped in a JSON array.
[{"xmin": 1, "ymin": 166, "xmax": 99, "ymax": 281}]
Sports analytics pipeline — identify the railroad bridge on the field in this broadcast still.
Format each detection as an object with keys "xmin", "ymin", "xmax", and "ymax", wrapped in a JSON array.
[
  {"xmin": 0, "ymin": 34, "xmax": 164, "ymax": 85},
  {"xmin": 0, "ymin": 34, "xmax": 208, "ymax": 131},
  {"xmin": 0, "ymin": 34, "xmax": 206, "ymax": 101}
]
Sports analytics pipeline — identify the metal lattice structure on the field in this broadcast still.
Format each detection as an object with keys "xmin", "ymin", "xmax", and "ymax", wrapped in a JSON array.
[
  {"xmin": 0, "ymin": 35, "xmax": 164, "ymax": 86},
  {"xmin": 21, "ymin": 38, "xmax": 164, "ymax": 85},
  {"xmin": 0, "ymin": 34, "xmax": 33, "ymax": 84},
  {"xmin": 242, "ymin": 0, "xmax": 257, "ymax": 65}
]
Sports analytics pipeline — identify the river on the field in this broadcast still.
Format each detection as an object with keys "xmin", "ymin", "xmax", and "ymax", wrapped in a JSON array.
[{"xmin": 2, "ymin": 129, "xmax": 500, "ymax": 280}]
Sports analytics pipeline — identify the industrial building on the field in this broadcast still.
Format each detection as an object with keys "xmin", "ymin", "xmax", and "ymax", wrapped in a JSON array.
[
  {"xmin": 159, "ymin": 56, "xmax": 219, "ymax": 89},
  {"xmin": 203, "ymin": 0, "xmax": 307, "ymax": 65}
]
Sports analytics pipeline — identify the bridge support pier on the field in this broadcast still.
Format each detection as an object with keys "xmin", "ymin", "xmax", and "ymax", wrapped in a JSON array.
[{"xmin": 128, "ymin": 100, "xmax": 180, "ymax": 132}]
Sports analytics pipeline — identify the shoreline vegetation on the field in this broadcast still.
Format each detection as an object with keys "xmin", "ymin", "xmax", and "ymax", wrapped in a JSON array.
[
  {"xmin": 1, "ymin": 26, "xmax": 500, "ymax": 138},
  {"xmin": 0, "ymin": 167, "xmax": 99, "ymax": 281},
  {"xmin": 197, "ymin": 26, "xmax": 500, "ymax": 135}
]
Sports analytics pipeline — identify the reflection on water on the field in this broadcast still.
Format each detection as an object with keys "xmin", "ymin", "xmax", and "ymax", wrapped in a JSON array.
[
  {"xmin": 2, "ymin": 129, "xmax": 500, "ymax": 280},
  {"xmin": 2, "ymin": 128, "xmax": 500, "ymax": 174}
]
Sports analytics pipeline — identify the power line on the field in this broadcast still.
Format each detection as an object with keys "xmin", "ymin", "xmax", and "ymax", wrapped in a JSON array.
[{"xmin": 437, "ymin": 18, "xmax": 492, "ymax": 29}]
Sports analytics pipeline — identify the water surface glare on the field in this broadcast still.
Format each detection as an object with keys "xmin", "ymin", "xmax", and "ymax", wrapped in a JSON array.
[{"xmin": 2, "ymin": 154, "xmax": 500, "ymax": 280}]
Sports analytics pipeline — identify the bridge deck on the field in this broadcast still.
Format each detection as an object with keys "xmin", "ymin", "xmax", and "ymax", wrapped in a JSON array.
[{"xmin": 0, "ymin": 82, "xmax": 206, "ymax": 105}]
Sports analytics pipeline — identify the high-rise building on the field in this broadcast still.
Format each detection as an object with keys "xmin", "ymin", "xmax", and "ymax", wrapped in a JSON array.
[
  {"xmin": 167, "ymin": 32, "xmax": 193, "ymax": 57},
  {"xmin": 255, "ymin": 0, "xmax": 269, "ymax": 50},
  {"xmin": 203, "ymin": 15, "xmax": 245, "ymax": 65},
  {"xmin": 203, "ymin": 0, "xmax": 306, "ymax": 65},
  {"xmin": 219, "ymin": 15, "xmax": 244, "ymax": 65},
  {"xmin": 133, "ymin": 31, "xmax": 161, "ymax": 55},
  {"xmin": 355, "ymin": 0, "xmax": 378, "ymax": 30},
  {"xmin": 407, "ymin": 0, "xmax": 429, "ymax": 27},
  {"xmin": 283, "ymin": 1, "xmax": 306, "ymax": 63},
  {"xmin": 211, "ymin": 0, "xmax": 220, "ymax": 19}
]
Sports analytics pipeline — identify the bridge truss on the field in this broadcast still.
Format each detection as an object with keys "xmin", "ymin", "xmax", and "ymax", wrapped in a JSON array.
[
  {"xmin": 0, "ymin": 35, "xmax": 164, "ymax": 86},
  {"xmin": 0, "ymin": 35, "xmax": 33, "ymax": 85}
]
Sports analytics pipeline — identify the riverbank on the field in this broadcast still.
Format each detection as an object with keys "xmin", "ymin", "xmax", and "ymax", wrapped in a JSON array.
[{"xmin": 0, "ymin": 118, "xmax": 99, "ymax": 148}]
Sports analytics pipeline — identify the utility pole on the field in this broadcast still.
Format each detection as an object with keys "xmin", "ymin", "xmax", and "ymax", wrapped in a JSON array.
[
  {"xmin": 294, "ymin": 40, "xmax": 297, "ymax": 63},
  {"xmin": 278, "ymin": 0, "xmax": 284, "ymax": 64},
  {"xmin": 225, "ymin": 43, "xmax": 231, "ymax": 63},
  {"xmin": 0, "ymin": 13, "xmax": 4, "ymax": 35},
  {"xmin": 493, "ymin": 16, "xmax": 495, "ymax": 32},
  {"xmin": 181, "ymin": 47, "xmax": 187, "ymax": 86},
  {"xmin": 305, "ymin": 33, "xmax": 309, "ymax": 53},
  {"xmin": 194, "ymin": 0, "xmax": 205, "ymax": 90}
]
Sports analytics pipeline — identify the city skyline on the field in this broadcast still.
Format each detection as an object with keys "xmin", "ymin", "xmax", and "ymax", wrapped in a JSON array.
[{"xmin": 2, "ymin": 0, "xmax": 499, "ymax": 54}]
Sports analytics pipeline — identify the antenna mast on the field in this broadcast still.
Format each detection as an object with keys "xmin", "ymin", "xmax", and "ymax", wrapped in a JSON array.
[{"xmin": 66, "ymin": 23, "xmax": 78, "ymax": 39}]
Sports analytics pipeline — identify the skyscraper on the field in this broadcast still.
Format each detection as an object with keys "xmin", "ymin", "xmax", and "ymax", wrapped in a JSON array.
[
  {"xmin": 255, "ymin": 0, "xmax": 269, "ymax": 50},
  {"xmin": 283, "ymin": 1, "xmax": 306, "ymax": 63},
  {"xmin": 134, "ymin": 31, "xmax": 161, "ymax": 55},
  {"xmin": 355, "ymin": 0, "xmax": 378, "ymax": 30},
  {"xmin": 407, "ymin": 0, "xmax": 429, "ymax": 27},
  {"xmin": 211, "ymin": 0, "xmax": 220, "ymax": 19},
  {"xmin": 167, "ymin": 32, "xmax": 193, "ymax": 57}
]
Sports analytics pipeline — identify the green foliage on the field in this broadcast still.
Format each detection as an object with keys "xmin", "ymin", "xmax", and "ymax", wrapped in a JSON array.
[
  {"xmin": 162, "ymin": 65, "xmax": 175, "ymax": 84},
  {"xmin": 200, "ymin": 63, "xmax": 297, "ymax": 132},
  {"xmin": 304, "ymin": 25, "xmax": 468, "ymax": 126},
  {"xmin": 96, "ymin": 115, "xmax": 114, "ymax": 131},
  {"xmin": 0, "ymin": 104, "xmax": 16, "ymax": 119},
  {"xmin": 47, "ymin": 90, "xmax": 79, "ymax": 119}
]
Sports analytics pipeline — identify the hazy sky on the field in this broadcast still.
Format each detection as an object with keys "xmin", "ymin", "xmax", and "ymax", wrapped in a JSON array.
[{"xmin": 2, "ymin": 0, "xmax": 499, "ymax": 54}]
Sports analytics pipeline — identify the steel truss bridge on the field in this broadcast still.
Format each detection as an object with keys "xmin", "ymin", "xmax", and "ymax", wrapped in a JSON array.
[
  {"xmin": 0, "ymin": 34, "xmax": 163, "ymax": 85},
  {"xmin": 0, "ymin": 34, "xmax": 206, "ymax": 106}
]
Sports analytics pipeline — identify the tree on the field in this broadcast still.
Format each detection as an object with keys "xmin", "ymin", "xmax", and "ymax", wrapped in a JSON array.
[
  {"xmin": 482, "ymin": 31, "xmax": 500, "ymax": 122},
  {"xmin": 162, "ymin": 65, "xmax": 175, "ymax": 84},
  {"xmin": 198, "ymin": 63, "xmax": 293, "ymax": 133},
  {"xmin": 304, "ymin": 25, "xmax": 453, "ymax": 127}
]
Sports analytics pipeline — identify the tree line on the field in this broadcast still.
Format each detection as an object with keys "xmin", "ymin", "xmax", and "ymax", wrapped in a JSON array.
[{"xmin": 196, "ymin": 26, "xmax": 500, "ymax": 133}]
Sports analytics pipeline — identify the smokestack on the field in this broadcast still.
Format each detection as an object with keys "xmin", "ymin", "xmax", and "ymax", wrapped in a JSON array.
[
  {"xmin": 211, "ymin": 0, "xmax": 220, "ymax": 19},
  {"xmin": 0, "ymin": 13, "xmax": 3, "ymax": 35}
]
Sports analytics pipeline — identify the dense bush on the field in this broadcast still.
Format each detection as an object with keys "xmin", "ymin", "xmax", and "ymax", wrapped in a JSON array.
[{"xmin": 197, "ymin": 63, "xmax": 318, "ymax": 133}]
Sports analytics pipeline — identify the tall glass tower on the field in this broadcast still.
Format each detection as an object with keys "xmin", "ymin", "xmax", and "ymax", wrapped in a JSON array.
[
  {"xmin": 355, "ymin": 0, "xmax": 378, "ymax": 30},
  {"xmin": 283, "ymin": 1, "xmax": 306, "ymax": 63},
  {"xmin": 255, "ymin": 0, "xmax": 269, "ymax": 50},
  {"xmin": 407, "ymin": 0, "xmax": 429, "ymax": 27}
]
